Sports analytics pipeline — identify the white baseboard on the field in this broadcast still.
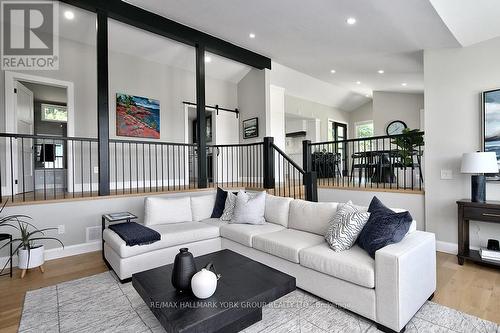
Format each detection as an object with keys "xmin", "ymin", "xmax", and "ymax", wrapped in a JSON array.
[
  {"xmin": 436, "ymin": 241, "xmax": 458, "ymax": 254},
  {"xmin": 436, "ymin": 240, "xmax": 479, "ymax": 255},
  {"xmin": 0, "ymin": 241, "xmax": 101, "ymax": 268}
]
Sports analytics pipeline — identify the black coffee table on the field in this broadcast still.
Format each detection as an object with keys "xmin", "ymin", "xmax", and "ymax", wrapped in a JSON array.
[{"xmin": 132, "ymin": 249, "xmax": 296, "ymax": 333}]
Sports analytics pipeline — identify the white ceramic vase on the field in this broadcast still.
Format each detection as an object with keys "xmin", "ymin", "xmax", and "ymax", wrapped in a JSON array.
[
  {"xmin": 191, "ymin": 268, "xmax": 218, "ymax": 299},
  {"xmin": 18, "ymin": 245, "xmax": 45, "ymax": 269}
]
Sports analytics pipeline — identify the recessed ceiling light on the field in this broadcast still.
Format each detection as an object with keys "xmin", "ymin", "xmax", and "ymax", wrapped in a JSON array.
[
  {"xmin": 377, "ymin": 70, "xmax": 384, "ymax": 74},
  {"xmin": 401, "ymin": 82, "xmax": 407, "ymax": 86},
  {"xmin": 356, "ymin": 81, "xmax": 361, "ymax": 85},
  {"xmin": 365, "ymin": 94, "xmax": 370, "ymax": 97},
  {"xmin": 204, "ymin": 56, "xmax": 212, "ymax": 63},
  {"xmin": 330, "ymin": 69, "xmax": 336, "ymax": 74},
  {"xmin": 64, "ymin": 10, "xmax": 74, "ymax": 20},
  {"xmin": 249, "ymin": 33, "xmax": 256, "ymax": 39},
  {"xmin": 346, "ymin": 17, "xmax": 357, "ymax": 25}
]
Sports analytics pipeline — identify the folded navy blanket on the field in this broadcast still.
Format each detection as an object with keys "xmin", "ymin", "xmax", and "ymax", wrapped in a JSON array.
[{"xmin": 108, "ymin": 222, "xmax": 160, "ymax": 246}]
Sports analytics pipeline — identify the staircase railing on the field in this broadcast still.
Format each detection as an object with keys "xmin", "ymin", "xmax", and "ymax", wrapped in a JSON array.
[
  {"xmin": 264, "ymin": 137, "xmax": 317, "ymax": 201},
  {"xmin": 302, "ymin": 132, "xmax": 424, "ymax": 191}
]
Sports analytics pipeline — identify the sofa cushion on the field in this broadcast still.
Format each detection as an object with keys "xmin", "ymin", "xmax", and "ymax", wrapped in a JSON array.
[
  {"xmin": 211, "ymin": 187, "xmax": 228, "ymax": 218},
  {"xmin": 265, "ymin": 195, "xmax": 292, "ymax": 227},
  {"xmin": 288, "ymin": 200, "xmax": 338, "ymax": 236},
  {"xmin": 200, "ymin": 217, "xmax": 227, "ymax": 228},
  {"xmin": 191, "ymin": 194, "xmax": 216, "ymax": 221},
  {"xmin": 231, "ymin": 190, "xmax": 266, "ymax": 225},
  {"xmin": 103, "ymin": 221, "xmax": 219, "ymax": 258},
  {"xmin": 299, "ymin": 243, "xmax": 375, "ymax": 288},
  {"xmin": 252, "ymin": 229, "xmax": 325, "ymax": 263},
  {"xmin": 144, "ymin": 196, "xmax": 192, "ymax": 225},
  {"xmin": 220, "ymin": 222, "xmax": 284, "ymax": 247}
]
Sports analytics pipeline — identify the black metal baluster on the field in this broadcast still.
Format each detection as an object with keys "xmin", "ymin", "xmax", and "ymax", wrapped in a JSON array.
[
  {"xmin": 72, "ymin": 140, "xmax": 75, "ymax": 198},
  {"xmin": 183, "ymin": 145, "xmax": 187, "ymax": 190},
  {"xmin": 20, "ymin": 137, "xmax": 25, "ymax": 202},
  {"xmin": 167, "ymin": 144, "xmax": 170, "ymax": 191},
  {"xmin": 155, "ymin": 144, "xmax": 158, "ymax": 192},
  {"xmin": 89, "ymin": 140, "xmax": 92, "ymax": 197},
  {"xmin": 129, "ymin": 142, "xmax": 132, "ymax": 194}
]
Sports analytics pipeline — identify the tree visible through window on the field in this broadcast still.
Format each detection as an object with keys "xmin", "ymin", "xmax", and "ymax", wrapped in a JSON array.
[
  {"xmin": 41, "ymin": 104, "xmax": 68, "ymax": 122},
  {"xmin": 356, "ymin": 121, "xmax": 374, "ymax": 151}
]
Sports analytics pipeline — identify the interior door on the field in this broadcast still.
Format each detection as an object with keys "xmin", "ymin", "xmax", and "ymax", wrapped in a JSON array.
[
  {"xmin": 15, "ymin": 82, "xmax": 35, "ymax": 194},
  {"xmin": 332, "ymin": 122, "xmax": 348, "ymax": 175}
]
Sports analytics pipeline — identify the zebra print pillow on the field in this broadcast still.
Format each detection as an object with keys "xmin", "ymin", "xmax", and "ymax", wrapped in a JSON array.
[
  {"xmin": 325, "ymin": 203, "xmax": 370, "ymax": 251},
  {"xmin": 220, "ymin": 192, "xmax": 237, "ymax": 221}
]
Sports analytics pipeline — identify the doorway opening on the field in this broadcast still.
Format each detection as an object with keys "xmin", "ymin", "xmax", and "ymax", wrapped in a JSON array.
[{"xmin": 4, "ymin": 72, "xmax": 74, "ymax": 198}]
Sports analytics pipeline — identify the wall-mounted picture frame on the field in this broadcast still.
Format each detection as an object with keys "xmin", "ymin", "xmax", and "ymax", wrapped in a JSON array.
[
  {"xmin": 243, "ymin": 117, "xmax": 258, "ymax": 139},
  {"xmin": 116, "ymin": 93, "xmax": 160, "ymax": 139},
  {"xmin": 482, "ymin": 89, "xmax": 500, "ymax": 180}
]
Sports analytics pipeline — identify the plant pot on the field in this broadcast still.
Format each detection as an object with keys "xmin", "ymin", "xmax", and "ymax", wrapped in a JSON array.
[{"xmin": 18, "ymin": 245, "xmax": 45, "ymax": 269}]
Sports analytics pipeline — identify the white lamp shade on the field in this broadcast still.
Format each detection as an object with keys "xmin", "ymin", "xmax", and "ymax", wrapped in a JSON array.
[{"xmin": 461, "ymin": 152, "xmax": 499, "ymax": 173}]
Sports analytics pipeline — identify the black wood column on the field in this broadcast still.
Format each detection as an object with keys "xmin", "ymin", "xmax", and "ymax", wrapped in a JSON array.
[
  {"xmin": 196, "ymin": 44, "xmax": 208, "ymax": 188},
  {"xmin": 97, "ymin": 11, "xmax": 110, "ymax": 196}
]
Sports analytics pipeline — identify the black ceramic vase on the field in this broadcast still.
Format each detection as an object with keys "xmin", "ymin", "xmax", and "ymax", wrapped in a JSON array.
[{"xmin": 171, "ymin": 248, "xmax": 197, "ymax": 292}]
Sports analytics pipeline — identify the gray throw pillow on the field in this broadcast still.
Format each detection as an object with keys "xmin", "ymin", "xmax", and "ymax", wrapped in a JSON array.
[
  {"xmin": 230, "ymin": 190, "xmax": 266, "ymax": 225},
  {"xmin": 220, "ymin": 192, "xmax": 237, "ymax": 221},
  {"xmin": 325, "ymin": 201, "xmax": 370, "ymax": 251}
]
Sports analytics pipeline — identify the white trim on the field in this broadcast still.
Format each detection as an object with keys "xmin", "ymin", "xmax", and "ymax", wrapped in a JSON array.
[
  {"xmin": 0, "ymin": 241, "xmax": 101, "ymax": 268},
  {"xmin": 4, "ymin": 71, "xmax": 75, "ymax": 194},
  {"xmin": 436, "ymin": 240, "xmax": 480, "ymax": 255},
  {"xmin": 436, "ymin": 240, "xmax": 458, "ymax": 254}
]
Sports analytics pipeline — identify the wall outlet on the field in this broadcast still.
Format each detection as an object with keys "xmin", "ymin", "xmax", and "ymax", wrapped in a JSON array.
[
  {"xmin": 440, "ymin": 169, "xmax": 453, "ymax": 180},
  {"xmin": 93, "ymin": 166, "xmax": 99, "ymax": 174},
  {"xmin": 57, "ymin": 225, "xmax": 65, "ymax": 234}
]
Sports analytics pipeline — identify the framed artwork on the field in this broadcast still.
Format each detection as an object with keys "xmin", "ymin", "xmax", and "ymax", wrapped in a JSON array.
[
  {"xmin": 483, "ymin": 89, "xmax": 500, "ymax": 180},
  {"xmin": 116, "ymin": 93, "xmax": 160, "ymax": 139},
  {"xmin": 243, "ymin": 117, "xmax": 258, "ymax": 139}
]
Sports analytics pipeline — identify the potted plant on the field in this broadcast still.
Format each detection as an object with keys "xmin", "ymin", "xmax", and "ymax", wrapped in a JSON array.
[
  {"xmin": 0, "ymin": 201, "xmax": 64, "ymax": 277},
  {"xmin": 391, "ymin": 129, "xmax": 424, "ymax": 188}
]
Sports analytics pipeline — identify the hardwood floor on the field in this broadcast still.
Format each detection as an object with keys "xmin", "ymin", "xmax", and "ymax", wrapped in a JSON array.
[
  {"xmin": 434, "ymin": 251, "xmax": 500, "ymax": 324},
  {"xmin": 0, "ymin": 251, "xmax": 498, "ymax": 332}
]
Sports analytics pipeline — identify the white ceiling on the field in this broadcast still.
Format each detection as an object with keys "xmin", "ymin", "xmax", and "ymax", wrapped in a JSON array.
[
  {"xmin": 125, "ymin": 0, "xmax": 460, "ymax": 106},
  {"xmin": 429, "ymin": 0, "xmax": 500, "ymax": 47},
  {"xmin": 58, "ymin": 3, "xmax": 251, "ymax": 84}
]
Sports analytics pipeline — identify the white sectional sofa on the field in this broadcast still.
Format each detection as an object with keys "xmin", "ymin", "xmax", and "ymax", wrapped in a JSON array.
[{"xmin": 103, "ymin": 191, "xmax": 436, "ymax": 333}]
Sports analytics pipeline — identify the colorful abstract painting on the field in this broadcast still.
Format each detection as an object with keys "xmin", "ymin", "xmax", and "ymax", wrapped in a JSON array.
[{"xmin": 116, "ymin": 93, "xmax": 160, "ymax": 139}]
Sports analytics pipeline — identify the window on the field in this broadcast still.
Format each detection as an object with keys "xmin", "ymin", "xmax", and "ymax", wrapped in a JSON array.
[
  {"xmin": 41, "ymin": 104, "xmax": 68, "ymax": 122},
  {"xmin": 355, "ymin": 121, "xmax": 374, "ymax": 138},
  {"xmin": 355, "ymin": 121, "xmax": 374, "ymax": 151}
]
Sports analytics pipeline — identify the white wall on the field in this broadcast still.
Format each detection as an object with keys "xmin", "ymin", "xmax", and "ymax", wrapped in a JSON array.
[
  {"xmin": 0, "ymin": 190, "xmax": 216, "ymax": 258},
  {"xmin": 319, "ymin": 188, "xmax": 425, "ymax": 231},
  {"xmin": 285, "ymin": 95, "xmax": 350, "ymax": 142},
  {"xmin": 349, "ymin": 101, "xmax": 373, "ymax": 139},
  {"xmin": 424, "ymin": 36, "xmax": 500, "ymax": 251},
  {"xmin": 237, "ymin": 68, "xmax": 269, "ymax": 142},
  {"xmin": 372, "ymin": 92, "xmax": 424, "ymax": 135},
  {"xmin": 269, "ymin": 85, "xmax": 286, "ymax": 150}
]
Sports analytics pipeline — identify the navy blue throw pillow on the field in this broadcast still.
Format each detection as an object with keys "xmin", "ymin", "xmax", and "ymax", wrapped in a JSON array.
[
  {"xmin": 211, "ymin": 187, "xmax": 228, "ymax": 218},
  {"xmin": 368, "ymin": 196, "xmax": 393, "ymax": 215},
  {"xmin": 358, "ymin": 197, "xmax": 413, "ymax": 258}
]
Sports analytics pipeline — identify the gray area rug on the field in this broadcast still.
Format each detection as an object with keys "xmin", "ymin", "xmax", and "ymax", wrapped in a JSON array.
[{"xmin": 19, "ymin": 271, "xmax": 499, "ymax": 333}]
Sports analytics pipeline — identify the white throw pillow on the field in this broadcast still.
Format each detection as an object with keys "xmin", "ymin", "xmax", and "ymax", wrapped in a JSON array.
[
  {"xmin": 220, "ymin": 192, "xmax": 237, "ymax": 221},
  {"xmin": 265, "ymin": 195, "xmax": 292, "ymax": 227},
  {"xmin": 230, "ymin": 190, "xmax": 266, "ymax": 225},
  {"xmin": 144, "ymin": 196, "xmax": 192, "ymax": 225},
  {"xmin": 191, "ymin": 194, "xmax": 216, "ymax": 221},
  {"xmin": 325, "ymin": 201, "xmax": 370, "ymax": 251}
]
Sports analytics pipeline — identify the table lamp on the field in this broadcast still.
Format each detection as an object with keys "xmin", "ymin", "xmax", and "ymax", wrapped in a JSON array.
[{"xmin": 460, "ymin": 152, "xmax": 499, "ymax": 202}]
